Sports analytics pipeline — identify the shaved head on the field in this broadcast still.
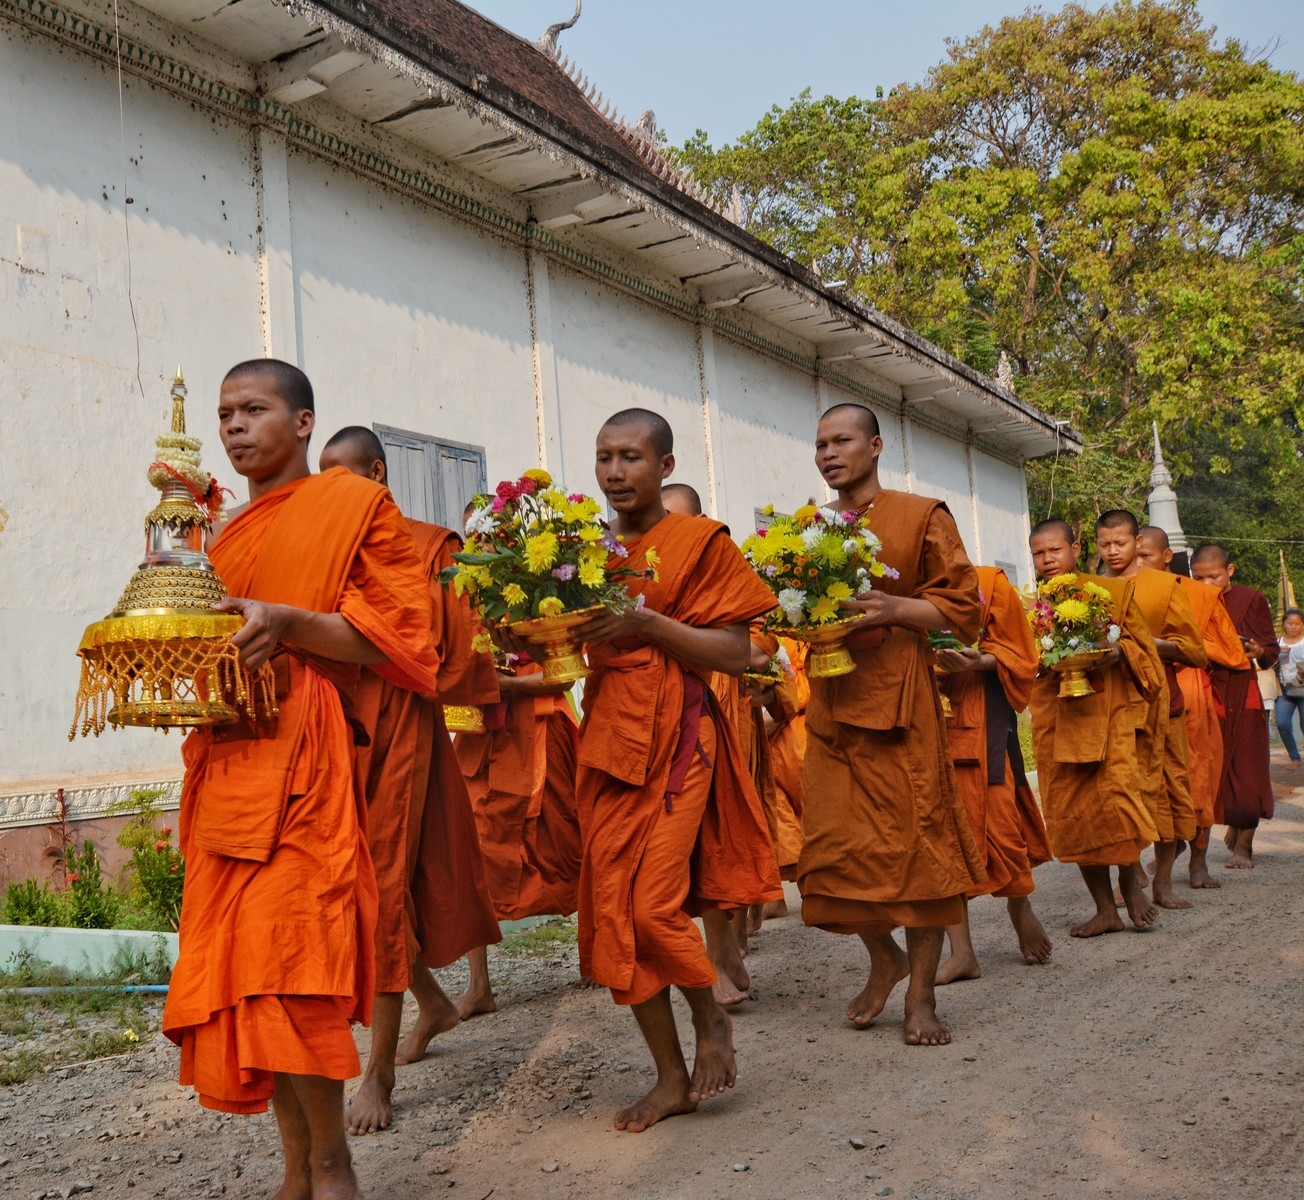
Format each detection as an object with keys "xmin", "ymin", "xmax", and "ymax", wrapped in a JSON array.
[
  {"xmin": 1191, "ymin": 544, "xmax": 1230, "ymax": 568},
  {"xmin": 1138, "ymin": 525, "xmax": 1170, "ymax": 551},
  {"xmin": 223, "ymin": 358, "xmax": 314, "ymax": 414},
  {"xmin": 1095, "ymin": 509, "xmax": 1139, "ymax": 535},
  {"xmin": 820, "ymin": 403, "xmax": 880, "ymax": 439},
  {"xmin": 1030, "ymin": 518, "xmax": 1074, "ymax": 545},
  {"xmin": 601, "ymin": 407, "xmax": 674, "ymax": 457},
  {"xmin": 661, "ymin": 482, "xmax": 702, "ymax": 516},
  {"xmin": 322, "ymin": 426, "xmax": 387, "ymax": 476}
]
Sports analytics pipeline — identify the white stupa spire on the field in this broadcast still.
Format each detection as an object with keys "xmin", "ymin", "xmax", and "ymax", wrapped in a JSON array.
[{"xmin": 1146, "ymin": 422, "xmax": 1187, "ymax": 553}]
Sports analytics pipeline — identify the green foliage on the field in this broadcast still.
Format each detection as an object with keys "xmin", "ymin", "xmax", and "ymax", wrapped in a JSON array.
[
  {"xmin": 677, "ymin": 1, "xmax": 1304, "ymax": 531},
  {"xmin": 498, "ymin": 916, "xmax": 578, "ymax": 957},
  {"xmin": 112, "ymin": 788, "xmax": 184, "ymax": 931},
  {"xmin": 2, "ymin": 879, "xmax": 64, "ymax": 927},
  {"xmin": 63, "ymin": 841, "xmax": 119, "ymax": 930}
]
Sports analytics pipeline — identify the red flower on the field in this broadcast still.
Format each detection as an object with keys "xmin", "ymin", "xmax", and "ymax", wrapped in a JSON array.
[
  {"xmin": 66, "ymin": 873, "xmax": 81, "ymax": 884},
  {"xmin": 154, "ymin": 840, "xmax": 169, "ymax": 852},
  {"xmin": 517, "ymin": 475, "xmax": 537, "ymax": 496},
  {"xmin": 496, "ymin": 479, "xmax": 521, "ymax": 503},
  {"xmin": 159, "ymin": 827, "xmax": 172, "ymax": 837},
  {"xmin": 169, "ymin": 864, "xmax": 179, "ymax": 873}
]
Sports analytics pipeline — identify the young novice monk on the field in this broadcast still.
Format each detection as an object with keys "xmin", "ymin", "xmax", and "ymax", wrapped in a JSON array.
[
  {"xmin": 934, "ymin": 564, "xmax": 1053, "ymax": 982},
  {"xmin": 573, "ymin": 409, "xmax": 781, "ymax": 1132},
  {"xmin": 1026, "ymin": 520, "xmax": 1162, "ymax": 936},
  {"xmin": 163, "ymin": 362, "xmax": 440, "ymax": 1199}
]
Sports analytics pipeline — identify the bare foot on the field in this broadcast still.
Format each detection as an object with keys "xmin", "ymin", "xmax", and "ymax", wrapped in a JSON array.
[
  {"xmin": 712, "ymin": 975, "xmax": 749, "ymax": 1007},
  {"xmin": 455, "ymin": 982, "xmax": 497, "ymax": 1021},
  {"xmin": 312, "ymin": 1163, "xmax": 361, "ymax": 1200},
  {"xmin": 934, "ymin": 950, "xmax": 981, "ymax": 986},
  {"xmin": 272, "ymin": 1171, "xmax": 311, "ymax": 1200},
  {"xmin": 1288, "ymin": 758, "xmax": 1301, "ymax": 772},
  {"xmin": 1070, "ymin": 910, "xmax": 1126, "ymax": 937},
  {"xmin": 1120, "ymin": 866, "xmax": 1159, "ymax": 930},
  {"xmin": 1225, "ymin": 852, "xmax": 1254, "ymax": 869},
  {"xmin": 761, "ymin": 898, "xmax": 789, "ymax": 920},
  {"xmin": 745, "ymin": 903, "xmax": 765, "ymax": 936},
  {"xmin": 903, "ymin": 993, "xmax": 951, "ymax": 1046},
  {"xmin": 345, "ymin": 1074, "xmax": 393, "ymax": 1136},
  {"xmin": 1008, "ymin": 897, "xmax": 1053, "ymax": 964},
  {"xmin": 688, "ymin": 1008, "xmax": 736, "ymax": 1103},
  {"xmin": 1152, "ymin": 882, "xmax": 1194, "ymax": 910},
  {"xmin": 394, "ymin": 998, "xmax": 461, "ymax": 1066},
  {"xmin": 613, "ymin": 1078, "xmax": 697, "ymax": 1133},
  {"xmin": 1189, "ymin": 863, "xmax": 1221, "ymax": 889},
  {"xmin": 572, "ymin": 975, "xmax": 599, "ymax": 989},
  {"xmin": 846, "ymin": 941, "xmax": 909, "ymax": 1027},
  {"xmin": 1222, "ymin": 827, "xmax": 1237, "ymax": 852}
]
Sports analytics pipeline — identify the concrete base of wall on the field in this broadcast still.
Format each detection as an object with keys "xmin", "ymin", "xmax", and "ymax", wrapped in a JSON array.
[{"xmin": 0, "ymin": 925, "xmax": 178, "ymax": 977}]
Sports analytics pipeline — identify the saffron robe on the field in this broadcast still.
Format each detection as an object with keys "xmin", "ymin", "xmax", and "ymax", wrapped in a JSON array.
[
  {"xmin": 1174, "ymin": 575, "xmax": 1250, "ymax": 832},
  {"xmin": 577, "ymin": 512, "xmax": 781, "ymax": 1006},
  {"xmin": 1028, "ymin": 573, "xmax": 1162, "ymax": 865},
  {"xmin": 937, "ymin": 566, "xmax": 1050, "ymax": 899},
  {"xmin": 1214, "ymin": 583, "xmax": 1278, "ymax": 829},
  {"xmin": 797, "ymin": 492, "xmax": 985, "ymax": 931},
  {"xmin": 352, "ymin": 520, "xmax": 501, "ymax": 991},
  {"xmin": 768, "ymin": 637, "xmax": 810, "ymax": 856},
  {"xmin": 163, "ymin": 469, "xmax": 440, "ymax": 1114},
  {"xmin": 454, "ymin": 664, "xmax": 582, "ymax": 921},
  {"xmin": 1129, "ymin": 567, "xmax": 1206, "ymax": 843}
]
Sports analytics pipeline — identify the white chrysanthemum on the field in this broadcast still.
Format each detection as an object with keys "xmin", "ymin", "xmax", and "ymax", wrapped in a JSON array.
[
  {"xmin": 1107, "ymin": 624, "xmax": 1121, "ymax": 643},
  {"xmin": 817, "ymin": 506, "xmax": 839, "ymax": 523},
  {"xmin": 778, "ymin": 587, "xmax": 808, "ymax": 624},
  {"xmin": 801, "ymin": 525, "xmax": 824, "ymax": 550},
  {"xmin": 464, "ymin": 505, "xmax": 495, "ymax": 536},
  {"xmin": 773, "ymin": 645, "xmax": 792, "ymax": 670},
  {"xmin": 856, "ymin": 576, "xmax": 875, "ymax": 596},
  {"xmin": 1040, "ymin": 635, "xmax": 1055, "ymax": 650},
  {"xmin": 843, "ymin": 539, "xmax": 860, "ymax": 555},
  {"xmin": 861, "ymin": 531, "xmax": 883, "ymax": 554}
]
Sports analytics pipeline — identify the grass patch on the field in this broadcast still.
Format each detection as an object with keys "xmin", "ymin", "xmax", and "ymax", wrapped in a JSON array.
[{"xmin": 498, "ymin": 916, "xmax": 578, "ymax": 957}]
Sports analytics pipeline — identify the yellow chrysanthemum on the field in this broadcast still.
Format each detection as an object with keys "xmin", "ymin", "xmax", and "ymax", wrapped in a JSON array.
[
  {"xmin": 826, "ymin": 581, "xmax": 853, "ymax": 601},
  {"xmin": 578, "ymin": 525, "xmax": 605, "ymax": 542},
  {"xmin": 1045, "ymin": 573, "xmax": 1078, "ymax": 589},
  {"xmin": 502, "ymin": 582, "xmax": 528, "ymax": 608},
  {"xmin": 643, "ymin": 547, "xmax": 660, "ymax": 569},
  {"xmin": 471, "ymin": 631, "xmax": 494, "ymax": 654},
  {"xmin": 793, "ymin": 504, "xmax": 819, "ymax": 523},
  {"xmin": 810, "ymin": 594, "xmax": 840, "ymax": 622},
  {"xmin": 537, "ymin": 596, "xmax": 565, "ymax": 617},
  {"xmin": 579, "ymin": 544, "xmax": 607, "ymax": 569},
  {"xmin": 524, "ymin": 531, "xmax": 559, "ymax": 573},
  {"xmin": 760, "ymin": 503, "xmax": 775, "ymax": 516},
  {"xmin": 1082, "ymin": 582, "xmax": 1112, "ymax": 602},
  {"xmin": 523, "ymin": 468, "xmax": 553, "ymax": 486},
  {"xmin": 1054, "ymin": 598, "xmax": 1090, "ymax": 624},
  {"xmin": 578, "ymin": 560, "xmax": 605, "ymax": 588}
]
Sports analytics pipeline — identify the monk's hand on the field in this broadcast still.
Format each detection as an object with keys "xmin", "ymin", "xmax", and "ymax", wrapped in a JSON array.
[
  {"xmin": 489, "ymin": 625, "xmax": 532, "ymax": 656},
  {"xmin": 936, "ymin": 647, "xmax": 978, "ymax": 673},
  {"xmin": 580, "ymin": 606, "xmax": 650, "ymax": 646},
  {"xmin": 1096, "ymin": 645, "xmax": 1122, "ymax": 667},
  {"xmin": 500, "ymin": 673, "xmax": 573, "ymax": 698},
  {"xmin": 750, "ymin": 685, "xmax": 776, "ymax": 709},
  {"xmin": 749, "ymin": 644, "xmax": 772, "ymax": 673},
  {"xmin": 1243, "ymin": 638, "xmax": 1265, "ymax": 661},
  {"xmin": 838, "ymin": 592, "xmax": 898, "ymax": 629},
  {"xmin": 218, "ymin": 597, "xmax": 292, "ymax": 671}
]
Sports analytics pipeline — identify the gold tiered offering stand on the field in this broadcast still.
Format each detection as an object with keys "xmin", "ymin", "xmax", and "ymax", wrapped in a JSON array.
[
  {"xmin": 503, "ymin": 604, "xmax": 602, "ymax": 685},
  {"xmin": 775, "ymin": 616, "xmax": 860, "ymax": 679},
  {"xmin": 70, "ymin": 371, "xmax": 276, "ymax": 737},
  {"xmin": 1050, "ymin": 648, "xmax": 1110, "ymax": 699}
]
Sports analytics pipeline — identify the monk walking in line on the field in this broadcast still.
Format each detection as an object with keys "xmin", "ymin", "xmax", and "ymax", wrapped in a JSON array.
[
  {"xmin": 1135, "ymin": 527, "xmax": 1251, "ymax": 887},
  {"xmin": 1095, "ymin": 511, "xmax": 1207, "ymax": 909},
  {"xmin": 567, "ymin": 410, "xmax": 781, "ymax": 1131},
  {"xmin": 163, "ymin": 362, "xmax": 440, "ymax": 1199},
  {"xmin": 934, "ymin": 564, "xmax": 1053, "ymax": 982},
  {"xmin": 453, "ymin": 652, "xmax": 582, "ymax": 1016},
  {"xmin": 796, "ymin": 403, "xmax": 985, "ymax": 1046},
  {"xmin": 1026, "ymin": 520, "xmax": 1161, "ymax": 936},
  {"xmin": 1190, "ymin": 543, "xmax": 1278, "ymax": 868},
  {"xmin": 318, "ymin": 427, "xmax": 501, "ymax": 1136}
]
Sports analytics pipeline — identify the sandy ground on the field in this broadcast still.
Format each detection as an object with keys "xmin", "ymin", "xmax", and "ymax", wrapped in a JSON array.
[{"xmin": 10, "ymin": 756, "xmax": 1304, "ymax": 1200}]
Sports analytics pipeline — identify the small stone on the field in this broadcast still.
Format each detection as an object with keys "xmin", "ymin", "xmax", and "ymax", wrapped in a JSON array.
[
  {"xmin": 433, "ymin": 1166, "xmax": 450, "ymax": 1176},
  {"xmin": 541, "ymin": 1163, "xmax": 560, "ymax": 1174},
  {"xmin": 1181, "ymin": 1117, "xmax": 1197, "ymax": 1126},
  {"xmin": 877, "ymin": 1189, "xmax": 894, "ymax": 1197},
  {"xmin": 71, "ymin": 1187, "xmax": 94, "ymax": 1197},
  {"xmin": 963, "ymin": 1056, "xmax": 977, "ymax": 1063},
  {"xmin": 732, "ymin": 1163, "xmax": 749, "ymax": 1172},
  {"xmin": 850, "ymin": 1138, "xmax": 866, "ymax": 1150}
]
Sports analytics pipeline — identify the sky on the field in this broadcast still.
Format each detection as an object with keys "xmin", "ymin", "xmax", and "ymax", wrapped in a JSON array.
[{"xmin": 466, "ymin": 0, "xmax": 1304, "ymax": 146}]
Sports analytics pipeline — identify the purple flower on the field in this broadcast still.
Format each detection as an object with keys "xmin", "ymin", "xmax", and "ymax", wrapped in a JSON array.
[
  {"xmin": 634, "ymin": 594, "xmax": 646, "ymax": 612},
  {"xmin": 764, "ymin": 564, "xmax": 779, "ymax": 577},
  {"xmin": 883, "ymin": 565, "xmax": 901, "ymax": 579},
  {"xmin": 552, "ymin": 563, "xmax": 576, "ymax": 581}
]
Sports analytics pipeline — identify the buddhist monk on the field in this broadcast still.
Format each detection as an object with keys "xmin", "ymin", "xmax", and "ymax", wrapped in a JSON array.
[
  {"xmin": 1026, "ymin": 520, "xmax": 1162, "ymax": 936},
  {"xmin": 162, "ymin": 360, "xmax": 440, "ymax": 1200},
  {"xmin": 934, "ymin": 565, "xmax": 1053, "ymax": 982},
  {"xmin": 796, "ymin": 403, "xmax": 984, "ymax": 1046},
  {"xmin": 318, "ymin": 427, "xmax": 501, "ymax": 1136},
  {"xmin": 766, "ymin": 635, "xmax": 810, "ymax": 893},
  {"xmin": 1190, "ymin": 543, "xmax": 1278, "ymax": 868},
  {"xmin": 453, "ymin": 653, "xmax": 582, "ymax": 1016},
  {"xmin": 1095, "ymin": 511, "xmax": 1206, "ymax": 909},
  {"xmin": 568, "ymin": 409, "xmax": 781, "ymax": 1131},
  {"xmin": 1136, "ymin": 527, "xmax": 1251, "ymax": 887}
]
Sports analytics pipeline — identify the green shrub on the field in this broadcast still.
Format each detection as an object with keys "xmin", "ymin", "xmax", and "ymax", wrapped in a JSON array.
[
  {"xmin": 63, "ymin": 842, "xmax": 119, "ymax": 930},
  {"xmin": 2, "ymin": 879, "xmax": 64, "ymax": 927},
  {"xmin": 112, "ymin": 788, "xmax": 184, "ymax": 931}
]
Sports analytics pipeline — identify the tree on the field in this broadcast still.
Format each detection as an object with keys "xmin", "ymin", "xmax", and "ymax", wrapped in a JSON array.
[{"xmin": 677, "ymin": 2, "xmax": 1304, "ymax": 537}]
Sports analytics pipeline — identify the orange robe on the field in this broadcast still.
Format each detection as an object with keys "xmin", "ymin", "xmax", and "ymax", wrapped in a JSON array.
[
  {"xmin": 352, "ymin": 520, "xmax": 502, "ymax": 992},
  {"xmin": 1215, "ymin": 584, "xmax": 1278, "ymax": 829},
  {"xmin": 938, "ymin": 566, "xmax": 1050, "ymax": 900},
  {"xmin": 1129, "ymin": 567, "xmax": 1206, "ymax": 843},
  {"xmin": 163, "ymin": 469, "xmax": 440, "ymax": 1114},
  {"xmin": 1027, "ymin": 574, "xmax": 1162, "ymax": 865},
  {"xmin": 1174, "ymin": 575, "xmax": 1250, "ymax": 835},
  {"xmin": 454, "ymin": 663, "xmax": 582, "ymax": 921},
  {"xmin": 577, "ymin": 512, "xmax": 781, "ymax": 1005},
  {"xmin": 768, "ymin": 638, "xmax": 809, "ymax": 837},
  {"xmin": 798, "ymin": 492, "xmax": 985, "ymax": 931}
]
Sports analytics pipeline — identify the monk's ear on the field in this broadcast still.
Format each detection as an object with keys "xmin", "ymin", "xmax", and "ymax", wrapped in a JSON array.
[
  {"xmin": 294, "ymin": 407, "xmax": 315, "ymax": 444},
  {"xmin": 660, "ymin": 452, "xmax": 675, "ymax": 482},
  {"xmin": 370, "ymin": 459, "xmax": 387, "ymax": 484},
  {"xmin": 1162, "ymin": 548, "xmax": 1173, "ymax": 565},
  {"xmin": 1227, "ymin": 562, "xmax": 1236, "ymax": 580}
]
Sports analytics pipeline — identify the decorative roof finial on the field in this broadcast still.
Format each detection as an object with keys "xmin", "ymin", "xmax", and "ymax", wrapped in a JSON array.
[
  {"xmin": 1146, "ymin": 421, "xmax": 1187, "ymax": 553},
  {"xmin": 995, "ymin": 350, "xmax": 1015, "ymax": 393},
  {"xmin": 634, "ymin": 109, "xmax": 657, "ymax": 143},
  {"xmin": 539, "ymin": 0, "xmax": 581, "ymax": 55}
]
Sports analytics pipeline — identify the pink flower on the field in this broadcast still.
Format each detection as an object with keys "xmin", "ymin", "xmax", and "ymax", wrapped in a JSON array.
[
  {"xmin": 491, "ymin": 495, "xmax": 506, "ymax": 513},
  {"xmin": 496, "ymin": 479, "xmax": 520, "ymax": 503},
  {"xmin": 552, "ymin": 563, "xmax": 576, "ymax": 581},
  {"xmin": 634, "ymin": 594, "xmax": 646, "ymax": 612},
  {"xmin": 517, "ymin": 475, "xmax": 537, "ymax": 495},
  {"xmin": 568, "ymin": 493, "xmax": 587, "ymax": 503}
]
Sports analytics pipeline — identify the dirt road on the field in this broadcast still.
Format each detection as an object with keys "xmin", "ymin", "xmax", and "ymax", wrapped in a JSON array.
[{"xmin": 11, "ymin": 761, "xmax": 1304, "ymax": 1200}]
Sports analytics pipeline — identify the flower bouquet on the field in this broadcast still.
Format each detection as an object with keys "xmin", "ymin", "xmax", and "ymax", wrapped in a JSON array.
[
  {"xmin": 927, "ymin": 630, "xmax": 971, "ymax": 719},
  {"xmin": 742, "ymin": 641, "xmax": 796, "ymax": 689},
  {"xmin": 741, "ymin": 503, "xmax": 895, "ymax": 678},
  {"xmin": 1027, "ymin": 574, "xmax": 1121, "ymax": 698},
  {"xmin": 445, "ymin": 469, "xmax": 656, "ymax": 684}
]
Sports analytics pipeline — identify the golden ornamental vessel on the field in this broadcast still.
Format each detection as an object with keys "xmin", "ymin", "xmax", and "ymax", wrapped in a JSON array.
[
  {"xmin": 70, "ymin": 370, "xmax": 276, "ymax": 736},
  {"xmin": 502, "ymin": 604, "xmax": 602, "ymax": 685},
  {"xmin": 1050, "ymin": 648, "xmax": 1110, "ymax": 699},
  {"xmin": 774, "ymin": 616, "xmax": 860, "ymax": 679}
]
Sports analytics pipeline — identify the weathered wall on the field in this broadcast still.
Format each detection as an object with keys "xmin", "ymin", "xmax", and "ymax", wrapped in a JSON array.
[{"xmin": 0, "ymin": 12, "xmax": 1037, "ymax": 838}]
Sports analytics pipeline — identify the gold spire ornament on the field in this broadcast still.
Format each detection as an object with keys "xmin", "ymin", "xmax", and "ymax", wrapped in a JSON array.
[{"xmin": 70, "ymin": 370, "xmax": 276, "ymax": 737}]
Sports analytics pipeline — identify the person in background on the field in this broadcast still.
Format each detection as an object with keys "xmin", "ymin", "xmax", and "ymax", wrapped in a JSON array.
[{"xmin": 1275, "ymin": 607, "xmax": 1304, "ymax": 772}]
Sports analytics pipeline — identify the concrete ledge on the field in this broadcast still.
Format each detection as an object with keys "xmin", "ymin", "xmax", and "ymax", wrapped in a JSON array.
[{"xmin": 0, "ymin": 926, "xmax": 177, "ymax": 977}]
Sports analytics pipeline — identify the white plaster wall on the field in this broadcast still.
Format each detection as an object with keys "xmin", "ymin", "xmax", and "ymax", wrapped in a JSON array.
[
  {"xmin": 0, "ymin": 36, "xmax": 261, "ymax": 786},
  {"xmin": 546, "ymin": 268, "xmax": 706, "ymax": 500},
  {"xmin": 904, "ymin": 421, "xmax": 982, "ymax": 561},
  {"xmin": 283, "ymin": 150, "xmax": 538, "ymax": 482},
  {"xmin": 972, "ymin": 451, "xmax": 1035, "ymax": 586}
]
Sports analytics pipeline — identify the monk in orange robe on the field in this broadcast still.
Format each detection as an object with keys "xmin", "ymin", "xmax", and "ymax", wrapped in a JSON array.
[
  {"xmin": 453, "ymin": 656, "xmax": 582, "ymax": 1015},
  {"xmin": 1136, "ymin": 527, "xmax": 1251, "ymax": 887},
  {"xmin": 767, "ymin": 636, "xmax": 809, "ymax": 854},
  {"xmin": 797, "ymin": 403, "xmax": 984, "ymax": 1047},
  {"xmin": 934, "ymin": 565, "xmax": 1053, "ymax": 983},
  {"xmin": 317, "ymin": 428, "xmax": 501, "ymax": 1137},
  {"xmin": 1095, "ymin": 511, "xmax": 1206, "ymax": 909},
  {"xmin": 1026, "ymin": 520, "xmax": 1162, "ymax": 937},
  {"xmin": 162, "ymin": 361, "xmax": 440, "ymax": 1200},
  {"xmin": 565, "ymin": 409, "xmax": 780, "ymax": 1133},
  {"xmin": 1190, "ymin": 543, "xmax": 1279, "ymax": 869}
]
